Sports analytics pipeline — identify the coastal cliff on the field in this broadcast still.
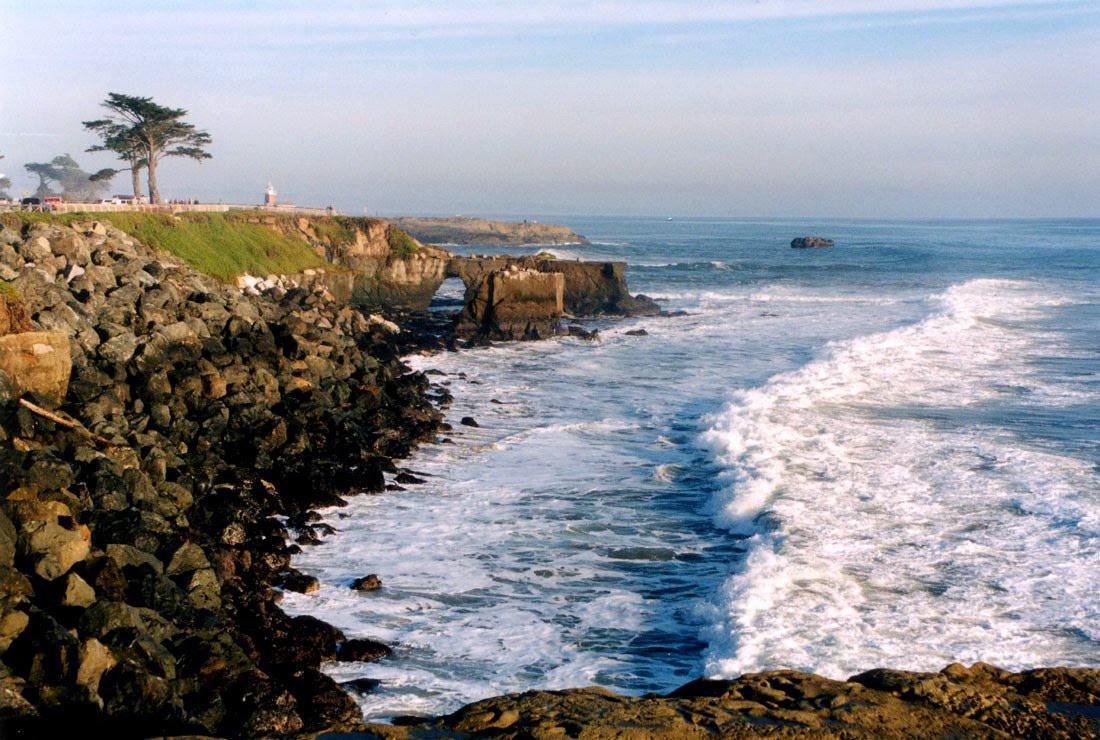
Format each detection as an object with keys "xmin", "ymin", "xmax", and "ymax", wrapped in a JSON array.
[{"xmin": 389, "ymin": 216, "xmax": 588, "ymax": 246}]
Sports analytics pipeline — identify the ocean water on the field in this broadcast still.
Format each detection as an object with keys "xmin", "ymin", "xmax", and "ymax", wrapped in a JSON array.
[{"xmin": 283, "ymin": 217, "xmax": 1100, "ymax": 720}]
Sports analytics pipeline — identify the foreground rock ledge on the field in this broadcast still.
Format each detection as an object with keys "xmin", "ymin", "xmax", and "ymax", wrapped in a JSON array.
[{"xmin": 362, "ymin": 663, "xmax": 1099, "ymax": 738}]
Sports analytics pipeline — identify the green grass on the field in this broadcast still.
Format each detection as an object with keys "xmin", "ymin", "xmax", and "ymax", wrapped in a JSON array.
[
  {"xmin": 385, "ymin": 226, "xmax": 420, "ymax": 258},
  {"xmin": 0, "ymin": 280, "xmax": 19, "ymax": 299},
  {"xmin": 0, "ymin": 211, "xmax": 423, "ymax": 282},
  {"xmin": 2, "ymin": 211, "xmax": 329, "ymax": 282}
]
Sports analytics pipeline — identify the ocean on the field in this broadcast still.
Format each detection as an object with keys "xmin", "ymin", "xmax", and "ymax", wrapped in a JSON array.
[{"xmin": 282, "ymin": 217, "xmax": 1100, "ymax": 720}]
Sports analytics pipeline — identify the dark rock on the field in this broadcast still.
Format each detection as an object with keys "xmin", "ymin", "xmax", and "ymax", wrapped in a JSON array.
[
  {"xmin": 341, "ymin": 677, "xmax": 381, "ymax": 694},
  {"xmin": 351, "ymin": 574, "xmax": 382, "ymax": 591},
  {"xmin": 625, "ymin": 328, "xmax": 648, "ymax": 336},
  {"xmin": 335, "ymin": 638, "xmax": 392, "ymax": 662},
  {"xmin": 791, "ymin": 236, "xmax": 835, "ymax": 248},
  {"xmin": 567, "ymin": 325, "xmax": 599, "ymax": 340},
  {"xmin": 460, "ymin": 416, "xmax": 479, "ymax": 427}
]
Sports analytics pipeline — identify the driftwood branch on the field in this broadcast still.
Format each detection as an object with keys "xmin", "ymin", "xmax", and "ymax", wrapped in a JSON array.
[{"xmin": 17, "ymin": 398, "xmax": 114, "ymax": 447}]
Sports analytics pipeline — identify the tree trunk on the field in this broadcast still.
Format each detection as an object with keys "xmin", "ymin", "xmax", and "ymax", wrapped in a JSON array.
[
  {"xmin": 129, "ymin": 159, "xmax": 141, "ymax": 199},
  {"xmin": 147, "ymin": 158, "xmax": 160, "ymax": 204}
]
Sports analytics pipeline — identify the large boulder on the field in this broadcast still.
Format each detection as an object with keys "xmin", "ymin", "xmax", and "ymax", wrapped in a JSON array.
[{"xmin": 0, "ymin": 331, "xmax": 72, "ymax": 407}]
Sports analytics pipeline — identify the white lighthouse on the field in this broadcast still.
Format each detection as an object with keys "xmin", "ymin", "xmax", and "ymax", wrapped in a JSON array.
[{"xmin": 263, "ymin": 182, "xmax": 277, "ymax": 207}]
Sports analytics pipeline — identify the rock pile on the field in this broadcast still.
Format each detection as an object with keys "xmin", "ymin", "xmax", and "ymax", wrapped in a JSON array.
[{"xmin": 0, "ymin": 218, "xmax": 441, "ymax": 736}]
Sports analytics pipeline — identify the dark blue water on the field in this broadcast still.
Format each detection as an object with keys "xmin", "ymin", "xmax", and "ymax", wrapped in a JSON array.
[{"xmin": 286, "ymin": 218, "xmax": 1100, "ymax": 719}]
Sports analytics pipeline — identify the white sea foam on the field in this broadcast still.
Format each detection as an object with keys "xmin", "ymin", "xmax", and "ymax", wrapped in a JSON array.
[{"xmin": 700, "ymin": 278, "xmax": 1100, "ymax": 679}]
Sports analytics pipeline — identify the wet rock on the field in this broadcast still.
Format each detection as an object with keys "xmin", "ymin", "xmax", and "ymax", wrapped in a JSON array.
[
  {"xmin": 335, "ymin": 638, "xmax": 392, "ymax": 662},
  {"xmin": 625, "ymin": 328, "xmax": 648, "ymax": 336},
  {"xmin": 281, "ymin": 571, "xmax": 321, "ymax": 594},
  {"xmin": 351, "ymin": 574, "xmax": 382, "ymax": 591},
  {"xmin": 567, "ymin": 324, "xmax": 599, "ymax": 340},
  {"xmin": 460, "ymin": 416, "xmax": 479, "ymax": 427}
]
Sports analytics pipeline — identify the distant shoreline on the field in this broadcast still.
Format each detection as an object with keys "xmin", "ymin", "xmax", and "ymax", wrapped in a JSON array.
[{"xmin": 387, "ymin": 215, "xmax": 589, "ymax": 246}]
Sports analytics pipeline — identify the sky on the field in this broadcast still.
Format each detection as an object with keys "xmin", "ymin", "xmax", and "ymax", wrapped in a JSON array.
[{"xmin": 1, "ymin": 0, "xmax": 1098, "ymax": 218}]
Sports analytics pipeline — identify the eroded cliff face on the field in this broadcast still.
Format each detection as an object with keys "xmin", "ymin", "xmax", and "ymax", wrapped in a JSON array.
[
  {"xmin": 254, "ymin": 216, "xmax": 450, "ymax": 311},
  {"xmin": 320, "ymin": 220, "xmax": 449, "ymax": 310}
]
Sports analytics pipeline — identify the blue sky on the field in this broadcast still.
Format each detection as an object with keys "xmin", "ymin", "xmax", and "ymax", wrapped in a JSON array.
[{"xmin": 1, "ymin": 1, "xmax": 1097, "ymax": 217}]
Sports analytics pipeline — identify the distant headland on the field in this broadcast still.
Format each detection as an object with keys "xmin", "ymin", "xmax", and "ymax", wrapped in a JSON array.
[{"xmin": 388, "ymin": 216, "xmax": 588, "ymax": 246}]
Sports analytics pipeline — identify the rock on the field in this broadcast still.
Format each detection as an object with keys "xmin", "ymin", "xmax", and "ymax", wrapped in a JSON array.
[
  {"xmin": 0, "ymin": 292, "xmax": 33, "ymax": 334},
  {"xmin": 281, "ymin": 571, "xmax": 320, "ymax": 594},
  {"xmin": 448, "ymin": 254, "xmax": 659, "ymax": 318},
  {"xmin": 460, "ymin": 416, "xmax": 479, "ymax": 427},
  {"xmin": 394, "ymin": 472, "xmax": 424, "ymax": 485},
  {"xmin": 97, "ymin": 331, "xmax": 139, "ymax": 365},
  {"xmin": 341, "ymin": 677, "xmax": 381, "ymax": 694},
  {"xmin": 0, "ymin": 331, "xmax": 72, "ymax": 407},
  {"xmin": 335, "ymin": 638, "xmax": 392, "ymax": 662},
  {"xmin": 0, "ymin": 609, "xmax": 30, "ymax": 653},
  {"xmin": 164, "ymin": 542, "xmax": 210, "ymax": 577},
  {"xmin": 351, "ymin": 574, "xmax": 382, "ymax": 591},
  {"xmin": 21, "ymin": 511, "xmax": 91, "ymax": 581},
  {"xmin": 567, "ymin": 325, "xmax": 599, "ymax": 341},
  {"xmin": 625, "ymin": 328, "xmax": 648, "ymax": 336},
  {"xmin": 75, "ymin": 637, "xmax": 115, "ymax": 694},
  {"xmin": 454, "ymin": 267, "xmax": 564, "ymax": 341},
  {"xmin": 413, "ymin": 666, "xmax": 1100, "ymax": 738},
  {"xmin": 791, "ymin": 236, "xmax": 835, "ymax": 248},
  {"xmin": 61, "ymin": 572, "xmax": 96, "ymax": 608}
]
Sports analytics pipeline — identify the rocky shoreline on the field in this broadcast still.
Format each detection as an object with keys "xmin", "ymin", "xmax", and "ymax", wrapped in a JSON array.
[
  {"xmin": 0, "ymin": 217, "xmax": 1097, "ymax": 738},
  {"xmin": 0, "ymin": 218, "xmax": 444, "ymax": 736}
]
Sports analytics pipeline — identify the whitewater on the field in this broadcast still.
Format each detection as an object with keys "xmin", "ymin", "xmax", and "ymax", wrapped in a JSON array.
[{"xmin": 284, "ymin": 217, "xmax": 1100, "ymax": 719}]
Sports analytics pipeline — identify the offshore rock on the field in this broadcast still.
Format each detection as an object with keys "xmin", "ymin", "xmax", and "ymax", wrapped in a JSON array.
[
  {"xmin": 448, "ymin": 253, "xmax": 659, "ymax": 317},
  {"xmin": 791, "ymin": 235, "xmax": 835, "ymax": 248},
  {"xmin": 454, "ymin": 267, "xmax": 564, "ymax": 341}
]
